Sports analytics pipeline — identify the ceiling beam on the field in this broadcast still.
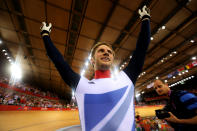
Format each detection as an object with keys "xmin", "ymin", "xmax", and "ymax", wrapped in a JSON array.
[
  {"xmin": 137, "ymin": 33, "xmax": 197, "ymax": 88},
  {"xmin": 144, "ymin": 13, "xmax": 197, "ymax": 70},
  {"xmin": 93, "ymin": 0, "xmax": 120, "ymax": 45}
]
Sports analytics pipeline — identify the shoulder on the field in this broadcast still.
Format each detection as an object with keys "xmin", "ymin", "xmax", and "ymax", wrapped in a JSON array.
[
  {"xmin": 171, "ymin": 90, "xmax": 196, "ymax": 101},
  {"xmin": 171, "ymin": 90, "xmax": 188, "ymax": 97},
  {"xmin": 173, "ymin": 90, "xmax": 197, "ymax": 110},
  {"xmin": 179, "ymin": 91, "xmax": 197, "ymax": 102}
]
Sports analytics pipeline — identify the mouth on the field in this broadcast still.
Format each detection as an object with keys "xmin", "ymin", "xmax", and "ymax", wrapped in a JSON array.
[
  {"xmin": 158, "ymin": 90, "xmax": 163, "ymax": 94},
  {"xmin": 101, "ymin": 57, "xmax": 110, "ymax": 62}
]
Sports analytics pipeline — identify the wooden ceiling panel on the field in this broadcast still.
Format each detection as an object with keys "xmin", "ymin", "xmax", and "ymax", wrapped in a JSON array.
[
  {"xmin": 42, "ymin": 79, "xmax": 50, "ymax": 86},
  {"xmin": 80, "ymin": 18, "xmax": 102, "ymax": 39},
  {"xmin": 61, "ymin": 83, "xmax": 71, "ymax": 92},
  {"xmin": 39, "ymin": 68, "xmax": 50, "ymax": 76},
  {"xmin": 147, "ymin": 42, "xmax": 157, "ymax": 51},
  {"xmin": 73, "ymin": 49, "xmax": 89, "ymax": 61},
  {"xmin": 165, "ymin": 8, "xmax": 191, "ymax": 30},
  {"xmin": 0, "ymin": 28, "xmax": 20, "ymax": 43},
  {"xmin": 72, "ymin": 59, "xmax": 83, "ymax": 69},
  {"xmin": 76, "ymin": 36, "xmax": 94, "ymax": 51},
  {"xmin": 162, "ymin": 35, "xmax": 185, "ymax": 49},
  {"xmin": 50, "ymin": 62, "xmax": 57, "ymax": 70},
  {"xmin": 119, "ymin": 0, "xmax": 142, "ymax": 11},
  {"xmin": 0, "ymin": 0, "xmax": 6, "ymax": 9},
  {"xmin": 47, "ymin": 0, "xmax": 72, "ymax": 10},
  {"xmin": 144, "ymin": 63, "xmax": 157, "ymax": 74},
  {"xmin": 25, "ymin": 19, "xmax": 41, "ymax": 37},
  {"xmin": 51, "ymin": 80, "xmax": 60, "ymax": 86},
  {"xmin": 72, "ymin": 67, "xmax": 81, "ymax": 74},
  {"xmin": 35, "ymin": 59, "xmax": 40, "ymax": 66},
  {"xmin": 7, "ymin": 42, "xmax": 19, "ymax": 53},
  {"xmin": 19, "ymin": 54, "xmax": 29, "ymax": 65},
  {"xmin": 31, "ymin": 65, "xmax": 38, "ymax": 72},
  {"xmin": 163, "ymin": 62, "xmax": 179, "ymax": 72},
  {"xmin": 151, "ymin": 0, "xmax": 177, "ymax": 23},
  {"xmin": 33, "ymin": 49, "xmax": 49, "ymax": 60},
  {"xmin": 143, "ymin": 57, "xmax": 155, "ymax": 68},
  {"xmin": 39, "ymin": 73, "xmax": 50, "ymax": 80},
  {"xmin": 115, "ymin": 48, "xmax": 130, "ymax": 61},
  {"xmin": 100, "ymin": 27, "xmax": 120, "ymax": 43},
  {"xmin": 21, "ymin": 46, "xmax": 33, "ymax": 58},
  {"xmin": 21, "ymin": 62, "xmax": 30, "ymax": 70},
  {"xmin": 47, "ymin": 5, "xmax": 69, "ymax": 29},
  {"xmin": 150, "ymin": 21, "xmax": 158, "ymax": 32},
  {"xmin": 180, "ymin": 19, "xmax": 197, "ymax": 38},
  {"xmin": 121, "ymin": 36, "xmax": 137, "ymax": 51},
  {"xmin": 171, "ymin": 54, "xmax": 188, "ymax": 65},
  {"xmin": 51, "ymin": 75, "xmax": 61, "ymax": 82},
  {"xmin": 29, "ymin": 37, "xmax": 45, "ymax": 51},
  {"xmin": 184, "ymin": 46, "xmax": 197, "ymax": 56},
  {"xmin": 38, "ymin": 60, "xmax": 50, "ymax": 68},
  {"xmin": 20, "ymin": 0, "xmax": 45, "ymax": 21},
  {"xmin": 186, "ymin": 0, "xmax": 197, "ymax": 12},
  {"xmin": 51, "ymin": 70, "xmax": 60, "ymax": 77},
  {"xmin": 176, "ymin": 41, "xmax": 192, "ymax": 53},
  {"xmin": 50, "ymin": 28, "xmax": 67, "ymax": 44},
  {"xmin": 0, "ymin": 10, "xmax": 14, "ymax": 29},
  {"xmin": 108, "ymin": 5, "xmax": 133, "ymax": 30},
  {"xmin": 150, "ymin": 47, "xmax": 169, "ymax": 60},
  {"xmin": 128, "ymin": 20, "xmax": 140, "ymax": 34},
  {"xmin": 85, "ymin": 0, "xmax": 112, "ymax": 23},
  {"xmin": 152, "ymin": 29, "xmax": 171, "ymax": 44}
]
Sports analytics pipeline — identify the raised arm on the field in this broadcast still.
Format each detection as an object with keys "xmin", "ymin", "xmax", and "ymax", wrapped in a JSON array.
[
  {"xmin": 124, "ymin": 6, "xmax": 151, "ymax": 85},
  {"xmin": 40, "ymin": 22, "xmax": 80, "ymax": 88}
]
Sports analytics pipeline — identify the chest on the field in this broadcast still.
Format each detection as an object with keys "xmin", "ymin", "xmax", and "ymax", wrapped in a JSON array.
[{"xmin": 77, "ymin": 77, "xmax": 131, "ymax": 95}]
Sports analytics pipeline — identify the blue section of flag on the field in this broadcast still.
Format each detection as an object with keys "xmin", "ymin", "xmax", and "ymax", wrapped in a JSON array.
[
  {"xmin": 101, "ymin": 86, "xmax": 134, "ymax": 131},
  {"xmin": 84, "ymin": 86, "xmax": 128, "ymax": 131}
]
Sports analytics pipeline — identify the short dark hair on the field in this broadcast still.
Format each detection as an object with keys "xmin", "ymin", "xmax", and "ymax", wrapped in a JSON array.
[
  {"xmin": 153, "ymin": 79, "xmax": 168, "ymax": 87},
  {"xmin": 90, "ymin": 42, "xmax": 114, "ymax": 58},
  {"xmin": 154, "ymin": 79, "xmax": 166, "ymax": 83}
]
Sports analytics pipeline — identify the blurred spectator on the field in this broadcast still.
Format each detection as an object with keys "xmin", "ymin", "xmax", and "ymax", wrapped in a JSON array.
[
  {"xmin": 135, "ymin": 116, "xmax": 174, "ymax": 131},
  {"xmin": 0, "ymin": 86, "xmax": 67, "ymax": 109},
  {"xmin": 0, "ymin": 76, "xmax": 58, "ymax": 99}
]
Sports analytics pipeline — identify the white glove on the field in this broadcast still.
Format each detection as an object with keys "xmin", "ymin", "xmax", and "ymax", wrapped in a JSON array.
[
  {"xmin": 40, "ymin": 22, "xmax": 52, "ymax": 34},
  {"xmin": 138, "ymin": 5, "xmax": 150, "ymax": 19}
]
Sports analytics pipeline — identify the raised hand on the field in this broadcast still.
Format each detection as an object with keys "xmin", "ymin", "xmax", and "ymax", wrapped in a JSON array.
[
  {"xmin": 138, "ymin": 5, "xmax": 150, "ymax": 19},
  {"xmin": 40, "ymin": 22, "xmax": 52, "ymax": 36}
]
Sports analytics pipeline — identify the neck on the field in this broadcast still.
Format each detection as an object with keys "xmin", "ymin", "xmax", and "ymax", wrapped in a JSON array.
[{"xmin": 94, "ymin": 70, "xmax": 111, "ymax": 79}]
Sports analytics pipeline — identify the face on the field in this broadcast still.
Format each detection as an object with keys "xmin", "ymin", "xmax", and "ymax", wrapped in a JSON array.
[
  {"xmin": 91, "ymin": 45, "xmax": 114, "ymax": 70},
  {"xmin": 153, "ymin": 80, "xmax": 170, "ymax": 95}
]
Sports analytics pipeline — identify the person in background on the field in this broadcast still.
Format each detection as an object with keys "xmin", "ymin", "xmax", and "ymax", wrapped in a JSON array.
[{"xmin": 153, "ymin": 79, "xmax": 197, "ymax": 131}]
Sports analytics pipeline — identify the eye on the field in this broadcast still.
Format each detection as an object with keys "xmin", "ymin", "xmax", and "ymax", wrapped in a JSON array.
[
  {"xmin": 108, "ymin": 50, "xmax": 112, "ymax": 54},
  {"xmin": 98, "ymin": 49, "xmax": 104, "ymax": 52},
  {"xmin": 158, "ymin": 85, "xmax": 162, "ymax": 88}
]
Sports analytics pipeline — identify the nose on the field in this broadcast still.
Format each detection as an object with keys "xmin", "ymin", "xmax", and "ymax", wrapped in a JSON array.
[
  {"xmin": 103, "ymin": 52, "xmax": 109, "ymax": 56},
  {"xmin": 102, "ymin": 49, "xmax": 110, "ymax": 56}
]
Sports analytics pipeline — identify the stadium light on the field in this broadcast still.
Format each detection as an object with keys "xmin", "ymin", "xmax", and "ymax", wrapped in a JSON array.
[
  {"xmin": 81, "ymin": 69, "xmax": 85, "ymax": 76},
  {"xmin": 10, "ymin": 63, "xmax": 22, "ymax": 79},
  {"xmin": 85, "ymin": 61, "xmax": 89, "ymax": 67}
]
